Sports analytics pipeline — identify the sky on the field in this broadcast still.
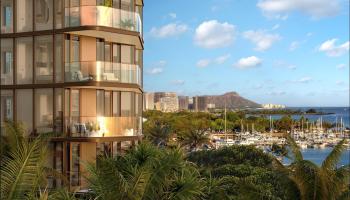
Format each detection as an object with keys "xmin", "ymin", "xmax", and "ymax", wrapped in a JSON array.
[{"xmin": 143, "ymin": 0, "xmax": 350, "ymax": 107}]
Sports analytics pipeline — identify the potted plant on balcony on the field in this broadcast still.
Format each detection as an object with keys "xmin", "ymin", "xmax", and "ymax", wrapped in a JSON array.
[
  {"xmin": 121, "ymin": 19, "xmax": 134, "ymax": 30},
  {"xmin": 104, "ymin": 0, "xmax": 112, "ymax": 7}
]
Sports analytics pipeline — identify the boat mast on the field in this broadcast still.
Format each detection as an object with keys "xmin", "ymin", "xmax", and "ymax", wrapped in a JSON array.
[
  {"xmin": 340, "ymin": 117, "xmax": 343, "ymax": 138},
  {"xmin": 224, "ymin": 99, "xmax": 227, "ymax": 142}
]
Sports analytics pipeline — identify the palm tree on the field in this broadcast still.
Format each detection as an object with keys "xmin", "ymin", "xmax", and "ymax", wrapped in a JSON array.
[
  {"xmin": 177, "ymin": 119, "xmax": 211, "ymax": 151},
  {"xmin": 275, "ymin": 136, "xmax": 350, "ymax": 200},
  {"xmin": 86, "ymin": 142, "xmax": 205, "ymax": 199},
  {"xmin": 0, "ymin": 121, "xmax": 70, "ymax": 200},
  {"xmin": 143, "ymin": 120, "xmax": 172, "ymax": 147}
]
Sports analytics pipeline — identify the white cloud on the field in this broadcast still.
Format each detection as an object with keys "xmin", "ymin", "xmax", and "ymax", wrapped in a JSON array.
[
  {"xmin": 150, "ymin": 23, "xmax": 188, "ymax": 38},
  {"xmin": 336, "ymin": 64, "xmax": 347, "ymax": 70},
  {"xmin": 197, "ymin": 54, "xmax": 231, "ymax": 67},
  {"xmin": 293, "ymin": 77, "xmax": 313, "ymax": 83},
  {"xmin": 234, "ymin": 56, "xmax": 262, "ymax": 69},
  {"xmin": 168, "ymin": 13, "xmax": 177, "ymax": 19},
  {"xmin": 306, "ymin": 32, "xmax": 313, "ymax": 37},
  {"xmin": 318, "ymin": 39, "xmax": 349, "ymax": 57},
  {"xmin": 214, "ymin": 54, "xmax": 231, "ymax": 64},
  {"xmin": 171, "ymin": 80, "xmax": 185, "ymax": 85},
  {"xmin": 243, "ymin": 30, "xmax": 281, "ymax": 51},
  {"xmin": 147, "ymin": 68, "xmax": 163, "ymax": 75},
  {"xmin": 147, "ymin": 61, "xmax": 166, "ymax": 75},
  {"xmin": 196, "ymin": 59, "xmax": 211, "ymax": 68},
  {"xmin": 194, "ymin": 20, "xmax": 236, "ymax": 49},
  {"xmin": 257, "ymin": 0, "xmax": 341, "ymax": 18},
  {"xmin": 289, "ymin": 41, "xmax": 300, "ymax": 51}
]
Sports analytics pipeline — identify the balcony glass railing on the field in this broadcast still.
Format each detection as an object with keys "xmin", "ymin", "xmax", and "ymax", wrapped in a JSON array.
[
  {"xmin": 65, "ymin": 6, "xmax": 142, "ymax": 36},
  {"xmin": 64, "ymin": 61, "xmax": 141, "ymax": 85},
  {"xmin": 65, "ymin": 116, "xmax": 142, "ymax": 137}
]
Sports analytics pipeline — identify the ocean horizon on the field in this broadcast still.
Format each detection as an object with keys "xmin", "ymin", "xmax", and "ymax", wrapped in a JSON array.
[{"xmin": 269, "ymin": 107, "xmax": 350, "ymax": 127}]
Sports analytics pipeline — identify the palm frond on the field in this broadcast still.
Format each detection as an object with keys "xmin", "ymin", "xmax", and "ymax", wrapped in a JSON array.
[
  {"xmin": 48, "ymin": 188, "xmax": 78, "ymax": 200},
  {"xmin": 286, "ymin": 135, "xmax": 303, "ymax": 162},
  {"xmin": 322, "ymin": 139, "xmax": 347, "ymax": 171},
  {"xmin": 1, "ymin": 135, "xmax": 47, "ymax": 200}
]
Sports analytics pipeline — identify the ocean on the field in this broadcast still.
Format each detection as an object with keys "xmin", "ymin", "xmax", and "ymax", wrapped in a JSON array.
[
  {"xmin": 269, "ymin": 107, "xmax": 350, "ymax": 128},
  {"xmin": 284, "ymin": 148, "xmax": 350, "ymax": 166},
  {"xmin": 270, "ymin": 107, "xmax": 349, "ymax": 166}
]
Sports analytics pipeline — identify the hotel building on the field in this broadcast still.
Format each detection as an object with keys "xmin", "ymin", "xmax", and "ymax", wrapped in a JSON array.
[{"xmin": 0, "ymin": 0, "xmax": 143, "ymax": 189}]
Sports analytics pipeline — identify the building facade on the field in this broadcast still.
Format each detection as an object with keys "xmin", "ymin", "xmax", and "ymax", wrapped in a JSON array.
[
  {"xmin": 178, "ymin": 95, "xmax": 189, "ymax": 110},
  {"xmin": 153, "ymin": 92, "xmax": 178, "ymax": 112},
  {"xmin": 192, "ymin": 96, "xmax": 207, "ymax": 112},
  {"xmin": 0, "ymin": 0, "xmax": 143, "ymax": 190},
  {"xmin": 143, "ymin": 92, "xmax": 154, "ymax": 110}
]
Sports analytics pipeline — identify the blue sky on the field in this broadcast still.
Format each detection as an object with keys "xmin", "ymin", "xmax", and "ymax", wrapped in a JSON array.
[{"xmin": 143, "ymin": 0, "xmax": 349, "ymax": 107}]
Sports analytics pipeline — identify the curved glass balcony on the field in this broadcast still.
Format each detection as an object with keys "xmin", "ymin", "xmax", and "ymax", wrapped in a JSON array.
[
  {"xmin": 65, "ymin": 116, "xmax": 142, "ymax": 137},
  {"xmin": 64, "ymin": 61, "xmax": 142, "ymax": 85},
  {"xmin": 65, "ymin": 6, "xmax": 142, "ymax": 36}
]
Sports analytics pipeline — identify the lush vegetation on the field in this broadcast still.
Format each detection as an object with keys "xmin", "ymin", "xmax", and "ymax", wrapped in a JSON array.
[
  {"xmin": 1, "ymin": 120, "xmax": 349, "ymax": 200},
  {"xmin": 143, "ymin": 110, "xmax": 339, "ymax": 136},
  {"xmin": 0, "ymin": 122, "xmax": 74, "ymax": 200}
]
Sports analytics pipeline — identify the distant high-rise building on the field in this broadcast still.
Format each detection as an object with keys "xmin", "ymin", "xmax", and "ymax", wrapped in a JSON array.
[
  {"xmin": 159, "ymin": 96, "xmax": 179, "ymax": 112},
  {"xmin": 151, "ymin": 92, "xmax": 179, "ymax": 112},
  {"xmin": 178, "ymin": 96, "xmax": 189, "ymax": 110},
  {"xmin": 188, "ymin": 97, "xmax": 194, "ymax": 110},
  {"xmin": 193, "ymin": 96, "xmax": 208, "ymax": 111}
]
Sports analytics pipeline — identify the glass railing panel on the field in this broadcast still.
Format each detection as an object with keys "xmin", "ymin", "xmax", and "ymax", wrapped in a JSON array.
[
  {"xmin": 64, "ymin": 6, "xmax": 142, "ymax": 35},
  {"xmin": 64, "ymin": 61, "xmax": 141, "ymax": 85},
  {"xmin": 65, "ymin": 116, "xmax": 142, "ymax": 137}
]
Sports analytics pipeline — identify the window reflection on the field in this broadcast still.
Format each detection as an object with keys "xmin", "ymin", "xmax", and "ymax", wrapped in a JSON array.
[
  {"xmin": 1, "ymin": 0, "xmax": 13, "ymax": 33},
  {"xmin": 16, "ymin": 0, "xmax": 33, "ymax": 32},
  {"xmin": 35, "ymin": 89, "xmax": 53, "ymax": 133},
  {"xmin": 35, "ymin": 35, "xmax": 53, "ymax": 83},
  {"xmin": 35, "ymin": 0, "xmax": 53, "ymax": 30},
  {"xmin": 1, "ymin": 38, "xmax": 13, "ymax": 85},
  {"xmin": 16, "ymin": 37, "xmax": 33, "ymax": 84}
]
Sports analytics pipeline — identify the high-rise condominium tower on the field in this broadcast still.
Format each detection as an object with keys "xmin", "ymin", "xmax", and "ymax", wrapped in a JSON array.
[{"xmin": 0, "ymin": 0, "xmax": 143, "ymax": 190}]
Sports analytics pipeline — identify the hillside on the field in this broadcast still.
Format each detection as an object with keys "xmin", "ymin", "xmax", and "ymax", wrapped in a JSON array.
[{"xmin": 199, "ymin": 92, "xmax": 261, "ymax": 109}]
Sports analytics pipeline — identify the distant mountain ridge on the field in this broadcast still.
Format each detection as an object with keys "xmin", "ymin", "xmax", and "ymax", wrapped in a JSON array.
[{"xmin": 197, "ymin": 92, "xmax": 261, "ymax": 109}]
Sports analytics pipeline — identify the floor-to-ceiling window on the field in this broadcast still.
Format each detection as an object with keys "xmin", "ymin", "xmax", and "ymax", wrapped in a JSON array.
[
  {"xmin": 35, "ymin": 0, "xmax": 53, "ymax": 30},
  {"xmin": 1, "ymin": 38, "xmax": 13, "ymax": 85},
  {"xmin": 71, "ymin": 89, "xmax": 80, "ymax": 121},
  {"xmin": 55, "ymin": 34, "xmax": 64, "ymax": 83},
  {"xmin": 16, "ymin": 89, "xmax": 33, "ymax": 134},
  {"xmin": 16, "ymin": 37, "xmax": 33, "ymax": 84},
  {"xmin": 120, "ymin": 45, "xmax": 134, "ymax": 83},
  {"xmin": 35, "ymin": 35, "xmax": 53, "ymax": 83},
  {"xmin": 65, "ymin": 35, "xmax": 81, "ymax": 82},
  {"xmin": 55, "ymin": 0, "xmax": 63, "ymax": 29},
  {"xmin": 0, "ymin": 90, "xmax": 13, "ymax": 132},
  {"xmin": 35, "ymin": 89, "xmax": 53, "ymax": 133},
  {"xmin": 113, "ymin": 91, "xmax": 120, "ymax": 117},
  {"xmin": 70, "ymin": 143, "xmax": 80, "ymax": 186},
  {"xmin": 54, "ymin": 88, "xmax": 63, "ymax": 135},
  {"xmin": 96, "ymin": 90, "xmax": 104, "ymax": 116},
  {"xmin": 1, "ymin": 0, "xmax": 13, "ymax": 33},
  {"xmin": 16, "ymin": 0, "xmax": 33, "ymax": 32},
  {"xmin": 104, "ymin": 91, "xmax": 111, "ymax": 116}
]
